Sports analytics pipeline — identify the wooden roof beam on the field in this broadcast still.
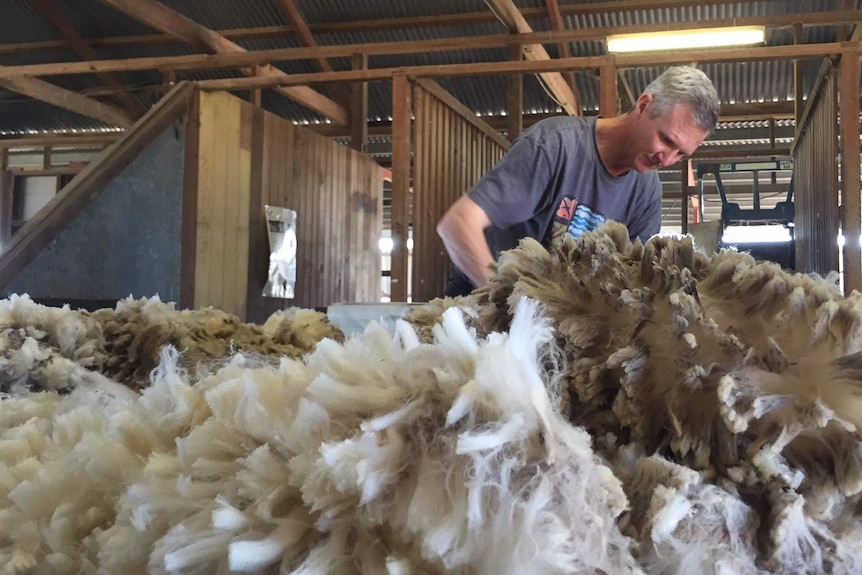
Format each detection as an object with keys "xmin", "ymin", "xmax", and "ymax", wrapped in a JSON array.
[
  {"xmin": 0, "ymin": 73, "xmax": 134, "ymax": 128},
  {"xmin": 5, "ymin": 11, "xmax": 862, "ymax": 80},
  {"xmin": 544, "ymin": 0, "xmax": 580, "ymax": 115},
  {"xmin": 0, "ymin": 0, "xmax": 765, "ymax": 54},
  {"xmin": 190, "ymin": 43, "xmax": 851, "ymax": 91},
  {"xmin": 96, "ymin": 0, "xmax": 349, "ymax": 124},
  {"xmin": 272, "ymin": 0, "xmax": 352, "ymax": 109},
  {"xmin": 29, "ymin": 0, "xmax": 146, "ymax": 118},
  {"xmin": 485, "ymin": 0, "xmax": 580, "ymax": 115}
]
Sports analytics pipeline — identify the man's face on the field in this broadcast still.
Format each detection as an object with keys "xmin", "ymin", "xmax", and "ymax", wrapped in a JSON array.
[{"xmin": 630, "ymin": 95, "xmax": 708, "ymax": 173}]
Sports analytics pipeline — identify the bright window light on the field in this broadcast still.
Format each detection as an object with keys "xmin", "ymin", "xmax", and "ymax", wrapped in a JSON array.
[
  {"xmin": 606, "ymin": 26, "xmax": 765, "ymax": 53},
  {"xmin": 379, "ymin": 237, "xmax": 393, "ymax": 253},
  {"xmin": 722, "ymin": 224, "xmax": 792, "ymax": 244}
]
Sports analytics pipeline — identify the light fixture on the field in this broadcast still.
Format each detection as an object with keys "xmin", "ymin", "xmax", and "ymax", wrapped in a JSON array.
[
  {"xmin": 606, "ymin": 26, "xmax": 766, "ymax": 53},
  {"xmin": 722, "ymin": 224, "xmax": 792, "ymax": 244}
]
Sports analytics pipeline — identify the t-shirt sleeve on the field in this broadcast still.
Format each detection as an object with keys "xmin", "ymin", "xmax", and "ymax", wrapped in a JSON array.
[
  {"xmin": 465, "ymin": 137, "xmax": 552, "ymax": 229},
  {"xmin": 626, "ymin": 173, "xmax": 662, "ymax": 242}
]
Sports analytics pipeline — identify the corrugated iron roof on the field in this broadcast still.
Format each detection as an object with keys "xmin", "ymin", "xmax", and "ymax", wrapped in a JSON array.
[{"xmin": 0, "ymin": 0, "xmax": 858, "ymax": 135}]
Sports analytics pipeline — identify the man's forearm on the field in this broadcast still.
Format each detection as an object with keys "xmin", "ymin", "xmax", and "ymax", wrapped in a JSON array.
[
  {"xmin": 441, "ymin": 233, "xmax": 494, "ymax": 288},
  {"xmin": 437, "ymin": 196, "xmax": 495, "ymax": 288}
]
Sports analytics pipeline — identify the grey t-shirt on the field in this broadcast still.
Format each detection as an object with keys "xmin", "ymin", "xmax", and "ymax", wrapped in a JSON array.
[{"xmin": 466, "ymin": 115, "xmax": 662, "ymax": 258}]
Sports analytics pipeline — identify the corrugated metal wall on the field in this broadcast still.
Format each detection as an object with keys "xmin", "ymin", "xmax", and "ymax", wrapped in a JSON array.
[
  {"xmin": 793, "ymin": 61, "xmax": 840, "ymax": 276},
  {"xmin": 411, "ymin": 79, "xmax": 509, "ymax": 302}
]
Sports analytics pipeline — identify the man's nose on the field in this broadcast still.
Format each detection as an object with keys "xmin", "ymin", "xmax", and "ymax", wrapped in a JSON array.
[{"xmin": 661, "ymin": 150, "xmax": 682, "ymax": 167}]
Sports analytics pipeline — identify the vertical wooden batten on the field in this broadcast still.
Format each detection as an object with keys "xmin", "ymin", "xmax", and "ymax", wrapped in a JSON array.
[
  {"xmin": 180, "ymin": 90, "xmax": 200, "ymax": 309},
  {"xmin": 193, "ymin": 90, "xmax": 253, "ymax": 318},
  {"xmin": 390, "ymin": 72, "xmax": 412, "ymax": 301},
  {"xmin": 841, "ymin": 49, "xmax": 862, "ymax": 293},
  {"xmin": 507, "ymin": 43, "xmax": 523, "ymax": 142},
  {"xmin": 411, "ymin": 79, "xmax": 510, "ymax": 301},
  {"xmin": 794, "ymin": 22, "xmax": 807, "ymax": 128},
  {"xmin": 600, "ymin": 63, "xmax": 618, "ymax": 118},
  {"xmin": 245, "ymin": 105, "xmax": 267, "ymax": 320},
  {"xmin": 351, "ymin": 53, "xmax": 369, "ymax": 153},
  {"xmin": 0, "ymin": 148, "xmax": 10, "ymax": 244}
]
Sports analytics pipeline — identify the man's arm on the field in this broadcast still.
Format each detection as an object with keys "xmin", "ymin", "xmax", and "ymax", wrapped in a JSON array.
[{"xmin": 436, "ymin": 195, "xmax": 494, "ymax": 289}]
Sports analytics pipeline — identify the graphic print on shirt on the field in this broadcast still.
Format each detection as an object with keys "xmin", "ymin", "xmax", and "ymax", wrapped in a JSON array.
[{"xmin": 550, "ymin": 196, "xmax": 606, "ymax": 247}]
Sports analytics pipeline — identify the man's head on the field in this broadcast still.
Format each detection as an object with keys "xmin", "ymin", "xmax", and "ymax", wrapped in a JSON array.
[
  {"xmin": 642, "ymin": 65, "xmax": 720, "ymax": 135},
  {"xmin": 625, "ymin": 65, "xmax": 720, "ymax": 172}
]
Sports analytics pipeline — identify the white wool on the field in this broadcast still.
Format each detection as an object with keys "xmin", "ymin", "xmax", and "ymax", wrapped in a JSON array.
[
  {"xmin": 394, "ymin": 318, "xmax": 421, "ymax": 351},
  {"xmin": 766, "ymin": 490, "xmax": 822, "ymax": 571},
  {"xmin": 360, "ymin": 399, "xmax": 423, "ymax": 432},
  {"xmin": 162, "ymin": 530, "xmax": 232, "ymax": 572},
  {"xmin": 228, "ymin": 515, "xmax": 310, "ymax": 571},
  {"xmin": 386, "ymin": 557, "xmax": 412, "ymax": 575},
  {"xmin": 648, "ymin": 486, "xmax": 692, "ymax": 542},
  {"xmin": 455, "ymin": 413, "xmax": 529, "ymax": 453},
  {"xmin": 211, "ymin": 499, "xmax": 249, "ymax": 531},
  {"xmin": 8, "ymin": 336, "xmax": 49, "ymax": 376},
  {"xmin": 320, "ymin": 429, "xmax": 405, "ymax": 504},
  {"xmin": 1, "ymin": 294, "xmax": 640, "ymax": 573},
  {"xmin": 752, "ymin": 447, "xmax": 805, "ymax": 489}
]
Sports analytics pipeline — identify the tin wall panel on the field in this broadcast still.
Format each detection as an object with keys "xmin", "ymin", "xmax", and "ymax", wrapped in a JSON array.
[{"xmin": 793, "ymin": 61, "xmax": 840, "ymax": 275}]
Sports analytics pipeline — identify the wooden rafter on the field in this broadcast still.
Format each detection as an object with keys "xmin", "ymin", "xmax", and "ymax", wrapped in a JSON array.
[
  {"xmin": 187, "ymin": 43, "xmax": 852, "ymax": 92},
  {"xmin": 273, "ymin": 0, "xmax": 333, "ymax": 75},
  {"xmin": 836, "ymin": 0, "xmax": 859, "ymax": 41},
  {"xmin": 272, "ymin": 0, "xmax": 352, "ymax": 108},
  {"xmin": 485, "ymin": 0, "xmax": 580, "ymax": 115},
  {"xmin": 4, "ymin": 11, "xmax": 860, "ymax": 81},
  {"xmin": 544, "ymin": 0, "xmax": 580, "ymax": 114},
  {"xmin": 0, "ymin": 73, "xmax": 134, "ymax": 128},
  {"xmin": 0, "ymin": 0, "xmax": 762, "ymax": 55},
  {"xmin": 96, "ymin": 0, "xmax": 349, "ymax": 125},
  {"xmin": 29, "ymin": 0, "xmax": 145, "ymax": 117}
]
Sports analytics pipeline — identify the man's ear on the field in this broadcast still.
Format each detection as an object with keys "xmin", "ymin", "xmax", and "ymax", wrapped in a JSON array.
[{"xmin": 635, "ymin": 93, "xmax": 652, "ymax": 115}]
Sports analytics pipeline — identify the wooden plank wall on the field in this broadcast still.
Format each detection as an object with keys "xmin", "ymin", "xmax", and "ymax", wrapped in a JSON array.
[
  {"xmin": 248, "ymin": 102, "xmax": 384, "ymax": 317},
  {"xmin": 792, "ymin": 62, "xmax": 840, "ymax": 278},
  {"xmin": 191, "ymin": 90, "xmax": 384, "ymax": 321},
  {"xmin": 192, "ymin": 91, "xmax": 252, "ymax": 319},
  {"xmin": 411, "ymin": 79, "xmax": 510, "ymax": 302}
]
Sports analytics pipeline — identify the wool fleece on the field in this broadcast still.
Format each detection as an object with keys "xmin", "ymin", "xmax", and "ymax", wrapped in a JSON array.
[{"xmin": 0, "ymin": 297, "xmax": 637, "ymax": 574}]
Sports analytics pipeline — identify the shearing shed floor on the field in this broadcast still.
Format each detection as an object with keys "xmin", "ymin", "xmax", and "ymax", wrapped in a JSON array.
[{"xmin": 1, "ymin": 221, "xmax": 861, "ymax": 574}]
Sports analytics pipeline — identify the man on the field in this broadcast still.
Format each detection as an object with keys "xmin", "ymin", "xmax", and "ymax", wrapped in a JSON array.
[{"xmin": 436, "ymin": 65, "xmax": 720, "ymax": 297}]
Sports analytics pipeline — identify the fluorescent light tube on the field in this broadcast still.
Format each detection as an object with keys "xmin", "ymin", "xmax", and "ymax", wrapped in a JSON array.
[{"xmin": 607, "ymin": 26, "xmax": 765, "ymax": 53}]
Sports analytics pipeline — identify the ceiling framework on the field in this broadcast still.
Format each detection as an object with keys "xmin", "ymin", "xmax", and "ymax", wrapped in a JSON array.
[
  {"xmin": 3, "ymin": 11, "xmax": 859, "ymax": 80},
  {"xmin": 271, "ymin": 0, "xmax": 352, "ymax": 109},
  {"xmin": 29, "ymin": 0, "xmax": 146, "ymax": 117},
  {"xmin": 0, "ymin": 73, "xmax": 135, "ymax": 128},
  {"xmin": 0, "ymin": 0, "xmax": 772, "ymax": 56},
  {"xmin": 484, "ymin": 0, "xmax": 580, "ymax": 116},
  {"xmin": 0, "ymin": 2, "xmax": 859, "ymax": 133},
  {"xmin": 95, "ymin": 0, "xmax": 349, "ymax": 124},
  {"xmin": 544, "ymin": 0, "xmax": 581, "ymax": 113}
]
